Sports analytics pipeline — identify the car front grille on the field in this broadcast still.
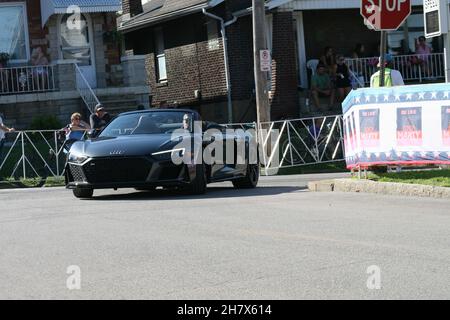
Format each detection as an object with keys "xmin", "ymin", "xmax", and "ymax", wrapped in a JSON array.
[
  {"xmin": 74, "ymin": 157, "xmax": 152, "ymax": 184},
  {"xmin": 69, "ymin": 164, "xmax": 85, "ymax": 182}
]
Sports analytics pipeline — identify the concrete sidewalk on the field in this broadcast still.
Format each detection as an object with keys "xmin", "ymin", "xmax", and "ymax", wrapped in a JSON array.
[{"xmin": 308, "ymin": 178, "xmax": 450, "ymax": 199}]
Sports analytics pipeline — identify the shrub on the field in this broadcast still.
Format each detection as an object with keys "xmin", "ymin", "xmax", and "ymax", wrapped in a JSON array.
[{"xmin": 30, "ymin": 115, "xmax": 62, "ymax": 131}]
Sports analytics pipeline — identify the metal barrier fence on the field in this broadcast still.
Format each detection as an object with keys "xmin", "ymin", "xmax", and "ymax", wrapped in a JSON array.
[
  {"xmin": 0, "ymin": 130, "xmax": 85, "ymax": 182},
  {"xmin": 0, "ymin": 115, "xmax": 345, "ymax": 182},
  {"xmin": 258, "ymin": 115, "xmax": 344, "ymax": 174},
  {"xmin": 346, "ymin": 53, "xmax": 445, "ymax": 86},
  {"xmin": 0, "ymin": 65, "xmax": 57, "ymax": 95}
]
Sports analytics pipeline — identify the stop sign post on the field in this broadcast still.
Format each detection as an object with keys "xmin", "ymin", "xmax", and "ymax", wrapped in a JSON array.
[{"xmin": 361, "ymin": 0, "xmax": 412, "ymax": 87}]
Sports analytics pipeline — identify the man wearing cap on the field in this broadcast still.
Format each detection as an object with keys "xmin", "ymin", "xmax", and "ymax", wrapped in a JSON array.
[
  {"xmin": 370, "ymin": 54, "xmax": 404, "ymax": 88},
  {"xmin": 90, "ymin": 104, "xmax": 111, "ymax": 132}
]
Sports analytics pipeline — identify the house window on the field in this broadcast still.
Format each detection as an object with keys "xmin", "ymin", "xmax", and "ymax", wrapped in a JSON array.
[
  {"xmin": 0, "ymin": 3, "xmax": 29, "ymax": 63},
  {"xmin": 155, "ymin": 28, "xmax": 167, "ymax": 82}
]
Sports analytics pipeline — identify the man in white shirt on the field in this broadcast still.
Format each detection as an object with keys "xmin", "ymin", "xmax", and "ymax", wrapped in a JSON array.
[
  {"xmin": 0, "ymin": 114, "xmax": 15, "ymax": 161},
  {"xmin": 370, "ymin": 53, "xmax": 405, "ymax": 87}
]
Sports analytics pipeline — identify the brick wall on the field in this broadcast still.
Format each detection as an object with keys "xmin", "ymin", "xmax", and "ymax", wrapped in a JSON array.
[
  {"xmin": 103, "ymin": 12, "xmax": 122, "ymax": 86},
  {"xmin": 270, "ymin": 11, "xmax": 299, "ymax": 120},
  {"xmin": 122, "ymin": 0, "xmax": 143, "ymax": 17},
  {"xmin": 126, "ymin": 13, "xmax": 229, "ymax": 120},
  {"xmin": 227, "ymin": 15, "xmax": 254, "ymax": 102}
]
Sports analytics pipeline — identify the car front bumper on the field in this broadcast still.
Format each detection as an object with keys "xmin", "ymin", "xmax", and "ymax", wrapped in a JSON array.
[{"xmin": 65, "ymin": 156, "xmax": 193, "ymax": 190}]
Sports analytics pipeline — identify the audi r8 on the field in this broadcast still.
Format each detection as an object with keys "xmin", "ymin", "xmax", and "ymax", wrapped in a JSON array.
[{"xmin": 65, "ymin": 109, "xmax": 259, "ymax": 198}]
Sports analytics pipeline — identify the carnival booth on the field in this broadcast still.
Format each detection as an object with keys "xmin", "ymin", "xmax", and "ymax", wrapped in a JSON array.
[{"xmin": 342, "ymin": 83, "xmax": 450, "ymax": 170}]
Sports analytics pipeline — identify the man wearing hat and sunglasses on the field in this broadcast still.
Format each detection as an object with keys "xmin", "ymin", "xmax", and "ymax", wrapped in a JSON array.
[
  {"xmin": 370, "ymin": 53, "xmax": 404, "ymax": 88},
  {"xmin": 90, "ymin": 103, "xmax": 111, "ymax": 134}
]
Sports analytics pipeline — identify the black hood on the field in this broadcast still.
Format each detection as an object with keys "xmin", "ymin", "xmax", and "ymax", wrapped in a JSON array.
[{"xmin": 70, "ymin": 134, "xmax": 187, "ymax": 158}]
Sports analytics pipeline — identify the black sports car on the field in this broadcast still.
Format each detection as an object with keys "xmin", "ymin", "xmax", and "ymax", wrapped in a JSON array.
[{"xmin": 65, "ymin": 109, "xmax": 259, "ymax": 198}]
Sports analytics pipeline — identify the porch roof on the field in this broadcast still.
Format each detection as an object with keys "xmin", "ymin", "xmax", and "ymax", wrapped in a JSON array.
[
  {"xmin": 40, "ymin": 0, "xmax": 122, "ymax": 27},
  {"xmin": 119, "ymin": 0, "xmax": 225, "ymax": 32}
]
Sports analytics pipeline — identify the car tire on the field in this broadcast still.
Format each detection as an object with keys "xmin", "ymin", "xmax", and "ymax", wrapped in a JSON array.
[
  {"xmin": 232, "ymin": 163, "xmax": 259, "ymax": 189},
  {"xmin": 73, "ymin": 188, "xmax": 94, "ymax": 199},
  {"xmin": 187, "ymin": 164, "xmax": 207, "ymax": 195}
]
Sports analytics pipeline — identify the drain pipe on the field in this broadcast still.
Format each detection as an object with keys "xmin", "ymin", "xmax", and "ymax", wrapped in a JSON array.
[{"xmin": 202, "ymin": 8, "xmax": 236, "ymax": 123}]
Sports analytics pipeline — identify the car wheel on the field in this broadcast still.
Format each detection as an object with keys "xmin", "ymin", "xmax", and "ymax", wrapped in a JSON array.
[
  {"xmin": 232, "ymin": 163, "xmax": 259, "ymax": 189},
  {"xmin": 73, "ymin": 188, "xmax": 94, "ymax": 199},
  {"xmin": 187, "ymin": 164, "xmax": 207, "ymax": 195}
]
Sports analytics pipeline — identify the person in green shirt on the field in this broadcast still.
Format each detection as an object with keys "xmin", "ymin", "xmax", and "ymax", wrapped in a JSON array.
[{"xmin": 311, "ymin": 64, "xmax": 335, "ymax": 111}]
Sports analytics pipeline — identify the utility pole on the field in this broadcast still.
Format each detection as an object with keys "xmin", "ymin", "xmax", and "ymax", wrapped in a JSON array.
[
  {"xmin": 379, "ymin": 30, "xmax": 387, "ymax": 87},
  {"xmin": 252, "ymin": 0, "xmax": 271, "ymax": 125}
]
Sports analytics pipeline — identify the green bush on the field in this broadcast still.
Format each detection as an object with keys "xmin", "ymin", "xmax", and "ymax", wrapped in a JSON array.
[{"xmin": 30, "ymin": 115, "xmax": 62, "ymax": 131}]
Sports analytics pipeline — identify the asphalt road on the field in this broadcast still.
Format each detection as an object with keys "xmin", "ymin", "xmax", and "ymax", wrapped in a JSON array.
[{"xmin": 1, "ymin": 172, "xmax": 450, "ymax": 300}]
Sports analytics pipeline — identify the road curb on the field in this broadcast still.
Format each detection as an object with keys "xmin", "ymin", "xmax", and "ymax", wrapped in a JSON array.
[{"xmin": 308, "ymin": 178, "xmax": 450, "ymax": 199}]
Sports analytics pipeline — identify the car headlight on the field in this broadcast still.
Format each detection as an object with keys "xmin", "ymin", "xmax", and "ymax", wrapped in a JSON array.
[
  {"xmin": 151, "ymin": 148, "xmax": 185, "ymax": 161},
  {"xmin": 68, "ymin": 153, "xmax": 88, "ymax": 164}
]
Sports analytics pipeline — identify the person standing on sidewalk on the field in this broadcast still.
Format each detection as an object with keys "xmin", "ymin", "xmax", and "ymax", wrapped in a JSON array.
[
  {"xmin": 370, "ymin": 53, "xmax": 404, "ymax": 87},
  {"xmin": 0, "ymin": 114, "xmax": 15, "ymax": 162}
]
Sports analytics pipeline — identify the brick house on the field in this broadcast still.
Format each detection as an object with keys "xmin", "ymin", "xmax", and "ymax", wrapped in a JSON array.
[
  {"xmin": 0, "ymin": 0, "xmax": 150, "ymax": 128},
  {"xmin": 120, "ymin": 0, "xmax": 449, "ymax": 123},
  {"xmin": 119, "ymin": 0, "xmax": 300, "ymax": 123}
]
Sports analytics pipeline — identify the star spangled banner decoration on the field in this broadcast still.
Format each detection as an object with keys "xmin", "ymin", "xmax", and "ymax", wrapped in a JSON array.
[{"xmin": 342, "ymin": 83, "xmax": 450, "ymax": 169}]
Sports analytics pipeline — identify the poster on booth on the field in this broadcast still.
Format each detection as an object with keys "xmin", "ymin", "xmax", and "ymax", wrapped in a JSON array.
[
  {"xmin": 443, "ymin": 106, "xmax": 450, "ymax": 146},
  {"xmin": 397, "ymin": 107, "xmax": 422, "ymax": 146},
  {"xmin": 342, "ymin": 83, "xmax": 450, "ymax": 169},
  {"xmin": 360, "ymin": 109, "xmax": 380, "ymax": 148}
]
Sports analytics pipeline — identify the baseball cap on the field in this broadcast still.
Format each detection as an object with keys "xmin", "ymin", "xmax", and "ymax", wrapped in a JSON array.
[
  {"xmin": 377, "ymin": 53, "xmax": 393, "ymax": 67},
  {"xmin": 95, "ymin": 104, "xmax": 105, "ymax": 112}
]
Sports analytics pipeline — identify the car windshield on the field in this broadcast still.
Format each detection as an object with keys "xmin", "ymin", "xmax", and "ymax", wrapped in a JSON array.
[{"xmin": 99, "ymin": 111, "xmax": 193, "ymax": 137}]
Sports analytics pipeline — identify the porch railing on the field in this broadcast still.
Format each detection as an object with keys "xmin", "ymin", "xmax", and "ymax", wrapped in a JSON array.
[
  {"xmin": 346, "ymin": 53, "xmax": 445, "ymax": 86},
  {"xmin": 75, "ymin": 64, "xmax": 100, "ymax": 114},
  {"xmin": 0, "ymin": 65, "xmax": 57, "ymax": 95}
]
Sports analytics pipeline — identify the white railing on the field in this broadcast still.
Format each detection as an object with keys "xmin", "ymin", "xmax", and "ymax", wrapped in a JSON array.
[
  {"xmin": 0, "ymin": 65, "xmax": 56, "ymax": 95},
  {"xmin": 75, "ymin": 64, "xmax": 100, "ymax": 114},
  {"xmin": 346, "ymin": 53, "xmax": 445, "ymax": 86},
  {"xmin": 258, "ymin": 115, "xmax": 344, "ymax": 174},
  {"xmin": 0, "ymin": 116, "xmax": 345, "ymax": 182},
  {"xmin": 0, "ymin": 129, "xmax": 90, "ymax": 182}
]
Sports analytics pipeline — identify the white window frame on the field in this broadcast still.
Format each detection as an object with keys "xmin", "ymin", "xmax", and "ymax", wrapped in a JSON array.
[
  {"xmin": 155, "ymin": 27, "xmax": 167, "ymax": 82},
  {"xmin": 0, "ymin": 1, "xmax": 30, "ymax": 64},
  {"xmin": 206, "ymin": 18, "xmax": 220, "ymax": 51}
]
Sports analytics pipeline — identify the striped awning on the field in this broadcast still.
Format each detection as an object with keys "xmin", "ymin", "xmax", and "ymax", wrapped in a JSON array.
[{"xmin": 41, "ymin": 0, "xmax": 122, "ymax": 26}]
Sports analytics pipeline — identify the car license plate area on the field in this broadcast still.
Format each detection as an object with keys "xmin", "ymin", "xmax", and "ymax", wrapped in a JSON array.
[{"xmin": 83, "ymin": 157, "xmax": 151, "ymax": 183}]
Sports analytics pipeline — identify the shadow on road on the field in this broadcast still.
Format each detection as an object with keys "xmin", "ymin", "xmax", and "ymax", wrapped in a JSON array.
[{"xmin": 89, "ymin": 186, "xmax": 307, "ymax": 201}]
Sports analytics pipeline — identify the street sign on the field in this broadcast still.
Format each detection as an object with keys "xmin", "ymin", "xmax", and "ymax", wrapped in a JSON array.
[
  {"xmin": 260, "ymin": 49, "xmax": 271, "ymax": 72},
  {"xmin": 361, "ymin": 0, "xmax": 412, "ymax": 31},
  {"xmin": 424, "ymin": 0, "xmax": 449, "ymax": 38}
]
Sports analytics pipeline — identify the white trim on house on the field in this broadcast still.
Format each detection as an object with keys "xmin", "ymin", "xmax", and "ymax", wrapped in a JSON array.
[
  {"xmin": 40, "ymin": 0, "xmax": 122, "ymax": 27},
  {"xmin": 0, "ymin": 1, "xmax": 30, "ymax": 64}
]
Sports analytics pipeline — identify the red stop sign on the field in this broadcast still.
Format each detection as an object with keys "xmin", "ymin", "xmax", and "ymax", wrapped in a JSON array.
[{"xmin": 361, "ymin": 0, "xmax": 411, "ymax": 31}]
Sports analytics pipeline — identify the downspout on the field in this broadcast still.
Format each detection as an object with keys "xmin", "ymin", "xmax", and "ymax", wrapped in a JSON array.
[{"xmin": 202, "ymin": 8, "xmax": 237, "ymax": 123}]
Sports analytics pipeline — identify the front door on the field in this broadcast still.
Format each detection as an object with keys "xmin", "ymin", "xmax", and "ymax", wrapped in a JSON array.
[{"xmin": 59, "ymin": 13, "xmax": 97, "ymax": 88}]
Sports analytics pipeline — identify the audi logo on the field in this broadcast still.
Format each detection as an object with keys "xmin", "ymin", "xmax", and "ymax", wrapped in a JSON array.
[{"xmin": 110, "ymin": 150, "xmax": 124, "ymax": 155}]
